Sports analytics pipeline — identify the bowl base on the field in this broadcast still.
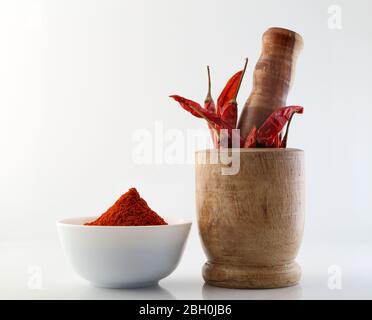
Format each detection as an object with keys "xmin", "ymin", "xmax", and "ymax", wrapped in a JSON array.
[
  {"xmin": 90, "ymin": 281, "xmax": 159, "ymax": 289},
  {"xmin": 203, "ymin": 261, "xmax": 301, "ymax": 289}
]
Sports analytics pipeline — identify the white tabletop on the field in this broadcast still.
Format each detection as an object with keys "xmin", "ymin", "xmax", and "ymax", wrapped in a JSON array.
[{"xmin": 1, "ymin": 235, "xmax": 371, "ymax": 300}]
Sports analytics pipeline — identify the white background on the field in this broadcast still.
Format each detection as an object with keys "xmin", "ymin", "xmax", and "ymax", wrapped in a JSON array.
[{"xmin": 0, "ymin": 0, "xmax": 372, "ymax": 299}]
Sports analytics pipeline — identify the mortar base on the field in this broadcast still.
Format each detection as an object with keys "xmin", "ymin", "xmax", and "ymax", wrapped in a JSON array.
[{"xmin": 203, "ymin": 261, "xmax": 301, "ymax": 289}]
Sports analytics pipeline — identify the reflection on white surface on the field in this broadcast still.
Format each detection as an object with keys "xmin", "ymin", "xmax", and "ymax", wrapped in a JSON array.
[
  {"xmin": 1, "ymin": 240, "xmax": 372, "ymax": 299},
  {"xmin": 202, "ymin": 284, "xmax": 303, "ymax": 300},
  {"xmin": 75, "ymin": 284, "xmax": 176, "ymax": 300}
]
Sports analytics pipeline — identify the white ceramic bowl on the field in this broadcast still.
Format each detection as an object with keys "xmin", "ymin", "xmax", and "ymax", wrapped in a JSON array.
[{"xmin": 57, "ymin": 216, "xmax": 191, "ymax": 288}]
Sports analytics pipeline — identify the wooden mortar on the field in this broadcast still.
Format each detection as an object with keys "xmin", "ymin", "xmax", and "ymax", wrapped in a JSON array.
[
  {"xmin": 195, "ymin": 148, "xmax": 305, "ymax": 289},
  {"xmin": 238, "ymin": 27, "xmax": 304, "ymax": 141}
]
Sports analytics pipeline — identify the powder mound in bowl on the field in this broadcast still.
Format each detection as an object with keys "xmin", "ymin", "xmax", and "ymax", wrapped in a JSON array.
[{"xmin": 85, "ymin": 188, "xmax": 167, "ymax": 226}]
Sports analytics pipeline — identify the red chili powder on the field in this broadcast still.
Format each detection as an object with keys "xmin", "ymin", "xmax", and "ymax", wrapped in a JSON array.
[{"xmin": 85, "ymin": 188, "xmax": 167, "ymax": 226}]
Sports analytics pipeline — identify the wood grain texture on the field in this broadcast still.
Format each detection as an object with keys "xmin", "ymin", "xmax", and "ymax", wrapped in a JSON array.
[
  {"xmin": 195, "ymin": 149, "xmax": 305, "ymax": 289},
  {"xmin": 238, "ymin": 27, "xmax": 303, "ymax": 141}
]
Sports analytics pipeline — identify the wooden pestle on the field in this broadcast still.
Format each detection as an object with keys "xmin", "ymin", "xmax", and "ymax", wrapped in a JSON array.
[{"xmin": 238, "ymin": 27, "xmax": 304, "ymax": 141}]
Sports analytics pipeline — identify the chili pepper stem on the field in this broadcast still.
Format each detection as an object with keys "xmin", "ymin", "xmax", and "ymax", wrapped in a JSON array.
[
  {"xmin": 281, "ymin": 113, "xmax": 295, "ymax": 147},
  {"xmin": 232, "ymin": 58, "xmax": 248, "ymax": 103},
  {"xmin": 205, "ymin": 66, "xmax": 212, "ymax": 103}
]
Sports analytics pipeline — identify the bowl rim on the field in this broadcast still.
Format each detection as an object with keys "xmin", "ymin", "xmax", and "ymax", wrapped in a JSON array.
[
  {"xmin": 56, "ymin": 216, "xmax": 192, "ymax": 229},
  {"xmin": 195, "ymin": 148, "xmax": 303, "ymax": 154}
]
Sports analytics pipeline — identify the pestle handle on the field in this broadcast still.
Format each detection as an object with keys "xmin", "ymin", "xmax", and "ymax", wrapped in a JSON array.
[{"xmin": 238, "ymin": 27, "xmax": 303, "ymax": 141}]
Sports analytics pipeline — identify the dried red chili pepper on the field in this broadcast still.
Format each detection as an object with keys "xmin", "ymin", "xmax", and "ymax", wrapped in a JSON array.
[
  {"xmin": 170, "ymin": 60, "xmax": 305, "ymax": 150},
  {"xmin": 256, "ymin": 106, "xmax": 304, "ymax": 147},
  {"xmin": 170, "ymin": 60, "xmax": 248, "ymax": 147},
  {"xmin": 169, "ymin": 95, "xmax": 203, "ymax": 119},
  {"xmin": 220, "ymin": 59, "xmax": 248, "ymax": 129},
  {"xmin": 204, "ymin": 66, "xmax": 215, "ymax": 114},
  {"xmin": 220, "ymin": 102, "xmax": 237, "ymax": 130},
  {"xmin": 204, "ymin": 66, "xmax": 217, "ymax": 146},
  {"xmin": 243, "ymin": 126, "xmax": 257, "ymax": 148},
  {"xmin": 217, "ymin": 71, "xmax": 243, "ymax": 116},
  {"xmin": 169, "ymin": 95, "xmax": 231, "ymax": 140}
]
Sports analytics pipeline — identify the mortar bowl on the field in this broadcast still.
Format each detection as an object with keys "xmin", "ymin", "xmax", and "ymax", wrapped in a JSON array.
[{"xmin": 195, "ymin": 148, "xmax": 305, "ymax": 289}]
